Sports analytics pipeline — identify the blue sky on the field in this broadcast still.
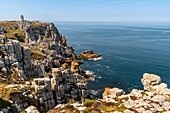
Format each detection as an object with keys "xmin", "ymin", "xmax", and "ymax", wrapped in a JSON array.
[{"xmin": 0, "ymin": 0, "xmax": 170, "ymax": 22}]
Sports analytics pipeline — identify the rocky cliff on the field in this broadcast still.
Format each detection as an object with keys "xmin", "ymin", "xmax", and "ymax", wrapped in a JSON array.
[{"xmin": 0, "ymin": 17, "xmax": 93, "ymax": 113}]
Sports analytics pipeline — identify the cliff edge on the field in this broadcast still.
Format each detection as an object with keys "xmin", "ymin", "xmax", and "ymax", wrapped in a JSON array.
[{"xmin": 0, "ymin": 16, "xmax": 94, "ymax": 113}]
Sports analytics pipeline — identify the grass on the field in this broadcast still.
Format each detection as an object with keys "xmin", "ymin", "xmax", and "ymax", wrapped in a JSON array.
[
  {"xmin": 83, "ymin": 108, "xmax": 101, "ymax": 113},
  {"xmin": 0, "ymin": 82, "xmax": 21, "ymax": 112},
  {"xmin": 7, "ymin": 70, "xmax": 23, "ymax": 84},
  {"xmin": 160, "ymin": 110, "xmax": 167, "ymax": 113},
  {"xmin": 103, "ymin": 105, "xmax": 115, "ymax": 112},
  {"xmin": 83, "ymin": 99, "xmax": 100, "ymax": 107},
  {"xmin": 115, "ymin": 105, "xmax": 127, "ymax": 112},
  {"xmin": 141, "ymin": 92, "xmax": 149, "ymax": 96},
  {"xmin": 83, "ymin": 99, "xmax": 128, "ymax": 112},
  {"xmin": 20, "ymin": 110, "xmax": 27, "ymax": 113},
  {"xmin": 0, "ymin": 83, "xmax": 22, "ymax": 101},
  {"xmin": 0, "ymin": 21, "xmax": 26, "ymax": 42},
  {"xmin": 30, "ymin": 47, "xmax": 46, "ymax": 60},
  {"xmin": 0, "ymin": 69, "xmax": 23, "ymax": 84}
]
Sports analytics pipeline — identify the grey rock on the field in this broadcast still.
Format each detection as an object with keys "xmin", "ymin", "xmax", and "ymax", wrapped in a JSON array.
[
  {"xmin": 1, "ymin": 108, "xmax": 8, "ymax": 113},
  {"xmin": 25, "ymin": 105, "xmax": 40, "ymax": 113}
]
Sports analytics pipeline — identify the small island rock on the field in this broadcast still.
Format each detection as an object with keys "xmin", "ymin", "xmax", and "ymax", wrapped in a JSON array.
[{"xmin": 77, "ymin": 50, "xmax": 101, "ymax": 60}]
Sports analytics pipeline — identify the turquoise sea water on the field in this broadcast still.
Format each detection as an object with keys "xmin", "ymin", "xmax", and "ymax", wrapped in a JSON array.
[{"xmin": 55, "ymin": 22, "xmax": 170, "ymax": 96}]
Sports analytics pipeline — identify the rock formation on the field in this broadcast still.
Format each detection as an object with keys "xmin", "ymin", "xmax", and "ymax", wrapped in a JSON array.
[
  {"xmin": 102, "ymin": 73, "xmax": 170, "ymax": 112},
  {"xmin": 77, "ymin": 50, "xmax": 101, "ymax": 60},
  {"xmin": 141, "ymin": 73, "xmax": 162, "ymax": 91}
]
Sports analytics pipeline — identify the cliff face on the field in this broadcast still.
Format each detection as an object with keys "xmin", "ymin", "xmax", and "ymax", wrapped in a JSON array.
[
  {"xmin": 0, "ymin": 20, "xmax": 68, "ymax": 80},
  {"xmin": 0, "ymin": 19, "xmax": 92, "ymax": 113}
]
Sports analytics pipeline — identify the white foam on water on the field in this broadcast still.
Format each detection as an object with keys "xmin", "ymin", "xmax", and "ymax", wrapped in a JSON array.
[
  {"xmin": 85, "ymin": 70, "xmax": 95, "ymax": 75},
  {"xmin": 88, "ymin": 57, "xmax": 103, "ymax": 61},
  {"xmin": 94, "ymin": 75, "xmax": 101, "ymax": 79},
  {"xmin": 106, "ymin": 66, "xmax": 110, "ymax": 68}
]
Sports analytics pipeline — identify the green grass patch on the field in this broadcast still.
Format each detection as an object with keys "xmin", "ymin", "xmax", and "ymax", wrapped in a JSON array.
[
  {"xmin": 30, "ymin": 48, "xmax": 46, "ymax": 60},
  {"xmin": 0, "ymin": 21, "xmax": 26, "ymax": 42},
  {"xmin": 115, "ymin": 105, "xmax": 127, "ymax": 112},
  {"xmin": 83, "ymin": 99, "xmax": 100, "ymax": 107}
]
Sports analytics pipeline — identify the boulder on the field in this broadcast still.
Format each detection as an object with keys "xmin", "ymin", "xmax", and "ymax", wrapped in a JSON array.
[
  {"xmin": 103, "ymin": 87, "xmax": 125, "ymax": 99},
  {"xmin": 25, "ymin": 105, "xmax": 40, "ymax": 113},
  {"xmin": 151, "ymin": 95, "xmax": 166, "ymax": 104},
  {"xmin": 141, "ymin": 73, "xmax": 161, "ymax": 91}
]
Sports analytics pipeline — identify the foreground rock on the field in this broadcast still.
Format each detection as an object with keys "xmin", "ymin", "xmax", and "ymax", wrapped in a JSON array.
[
  {"xmin": 141, "ymin": 73, "xmax": 161, "ymax": 91},
  {"xmin": 25, "ymin": 106, "xmax": 39, "ymax": 113},
  {"xmin": 48, "ymin": 73, "xmax": 170, "ymax": 113},
  {"xmin": 103, "ymin": 87, "xmax": 125, "ymax": 99},
  {"xmin": 102, "ymin": 73, "xmax": 170, "ymax": 112},
  {"xmin": 77, "ymin": 50, "xmax": 102, "ymax": 60}
]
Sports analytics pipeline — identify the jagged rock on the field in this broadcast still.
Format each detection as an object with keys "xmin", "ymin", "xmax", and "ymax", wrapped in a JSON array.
[
  {"xmin": 130, "ymin": 89, "xmax": 143, "ymax": 98},
  {"xmin": 77, "ymin": 50, "xmax": 101, "ymax": 60},
  {"xmin": 0, "ymin": 26, "xmax": 5, "ymax": 34},
  {"xmin": 162, "ymin": 101, "xmax": 170, "ymax": 111},
  {"xmin": 0, "ymin": 61, "xmax": 5, "ymax": 68},
  {"xmin": 71, "ymin": 60, "xmax": 82, "ymax": 73},
  {"xmin": 22, "ymin": 46, "xmax": 32, "ymax": 72},
  {"xmin": 15, "ymin": 67, "xmax": 27, "ymax": 80},
  {"xmin": 103, "ymin": 87, "xmax": 125, "ymax": 99},
  {"xmin": 1, "ymin": 108, "xmax": 8, "ymax": 113},
  {"xmin": 12, "ymin": 40, "xmax": 22, "ymax": 62},
  {"xmin": 25, "ymin": 105, "xmax": 40, "ymax": 113},
  {"xmin": 61, "ymin": 35, "xmax": 67, "ymax": 46},
  {"xmin": 65, "ymin": 45, "xmax": 74, "ymax": 54},
  {"xmin": 123, "ymin": 109, "xmax": 135, "ymax": 113},
  {"xmin": 33, "ymin": 78, "xmax": 55, "ymax": 112},
  {"xmin": 151, "ymin": 95, "xmax": 166, "ymax": 104},
  {"xmin": 141, "ymin": 73, "xmax": 161, "ymax": 91}
]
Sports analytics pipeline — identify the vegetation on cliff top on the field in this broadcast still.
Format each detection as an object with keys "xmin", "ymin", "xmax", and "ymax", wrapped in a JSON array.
[{"xmin": 0, "ymin": 21, "xmax": 25, "ymax": 42}]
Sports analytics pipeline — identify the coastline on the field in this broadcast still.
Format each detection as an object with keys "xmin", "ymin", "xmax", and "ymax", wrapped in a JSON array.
[{"xmin": 0, "ymin": 18, "xmax": 170, "ymax": 113}]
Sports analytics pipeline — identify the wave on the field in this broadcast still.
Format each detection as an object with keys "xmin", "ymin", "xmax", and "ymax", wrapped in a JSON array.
[
  {"xmin": 115, "ymin": 56, "xmax": 136, "ymax": 61},
  {"xmin": 94, "ymin": 75, "xmax": 101, "ymax": 79},
  {"xmin": 106, "ymin": 66, "xmax": 110, "ymax": 68},
  {"xmin": 88, "ymin": 57, "xmax": 103, "ymax": 61},
  {"xmin": 132, "ymin": 29, "xmax": 170, "ymax": 33},
  {"xmin": 90, "ymin": 75, "xmax": 101, "ymax": 81},
  {"xmin": 95, "ymin": 64, "xmax": 101, "ymax": 66},
  {"xmin": 85, "ymin": 70, "xmax": 95, "ymax": 75}
]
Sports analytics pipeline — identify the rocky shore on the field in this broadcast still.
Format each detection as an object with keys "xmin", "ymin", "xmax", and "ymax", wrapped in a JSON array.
[
  {"xmin": 0, "ymin": 16, "xmax": 170, "ymax": 113},
  {"xmin": 47, "ymin": 73, "xmax": 170, "ymax": 113}
]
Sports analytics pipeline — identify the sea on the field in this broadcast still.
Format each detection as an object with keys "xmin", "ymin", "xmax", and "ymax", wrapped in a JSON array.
[{"xmin": 55, "ymin": 22, "xmax": 170, "ymax": 97}]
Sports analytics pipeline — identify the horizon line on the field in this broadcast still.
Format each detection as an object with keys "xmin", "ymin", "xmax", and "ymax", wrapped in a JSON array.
[{"xmin": 1, "ymin": 19, "xmax": 170, "ymax": 24}]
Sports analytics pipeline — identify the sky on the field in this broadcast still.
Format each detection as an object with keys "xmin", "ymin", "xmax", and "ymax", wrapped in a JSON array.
[{"xmin": 0, "ymin": 0, "xmax": 170, "ymax": 22}]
